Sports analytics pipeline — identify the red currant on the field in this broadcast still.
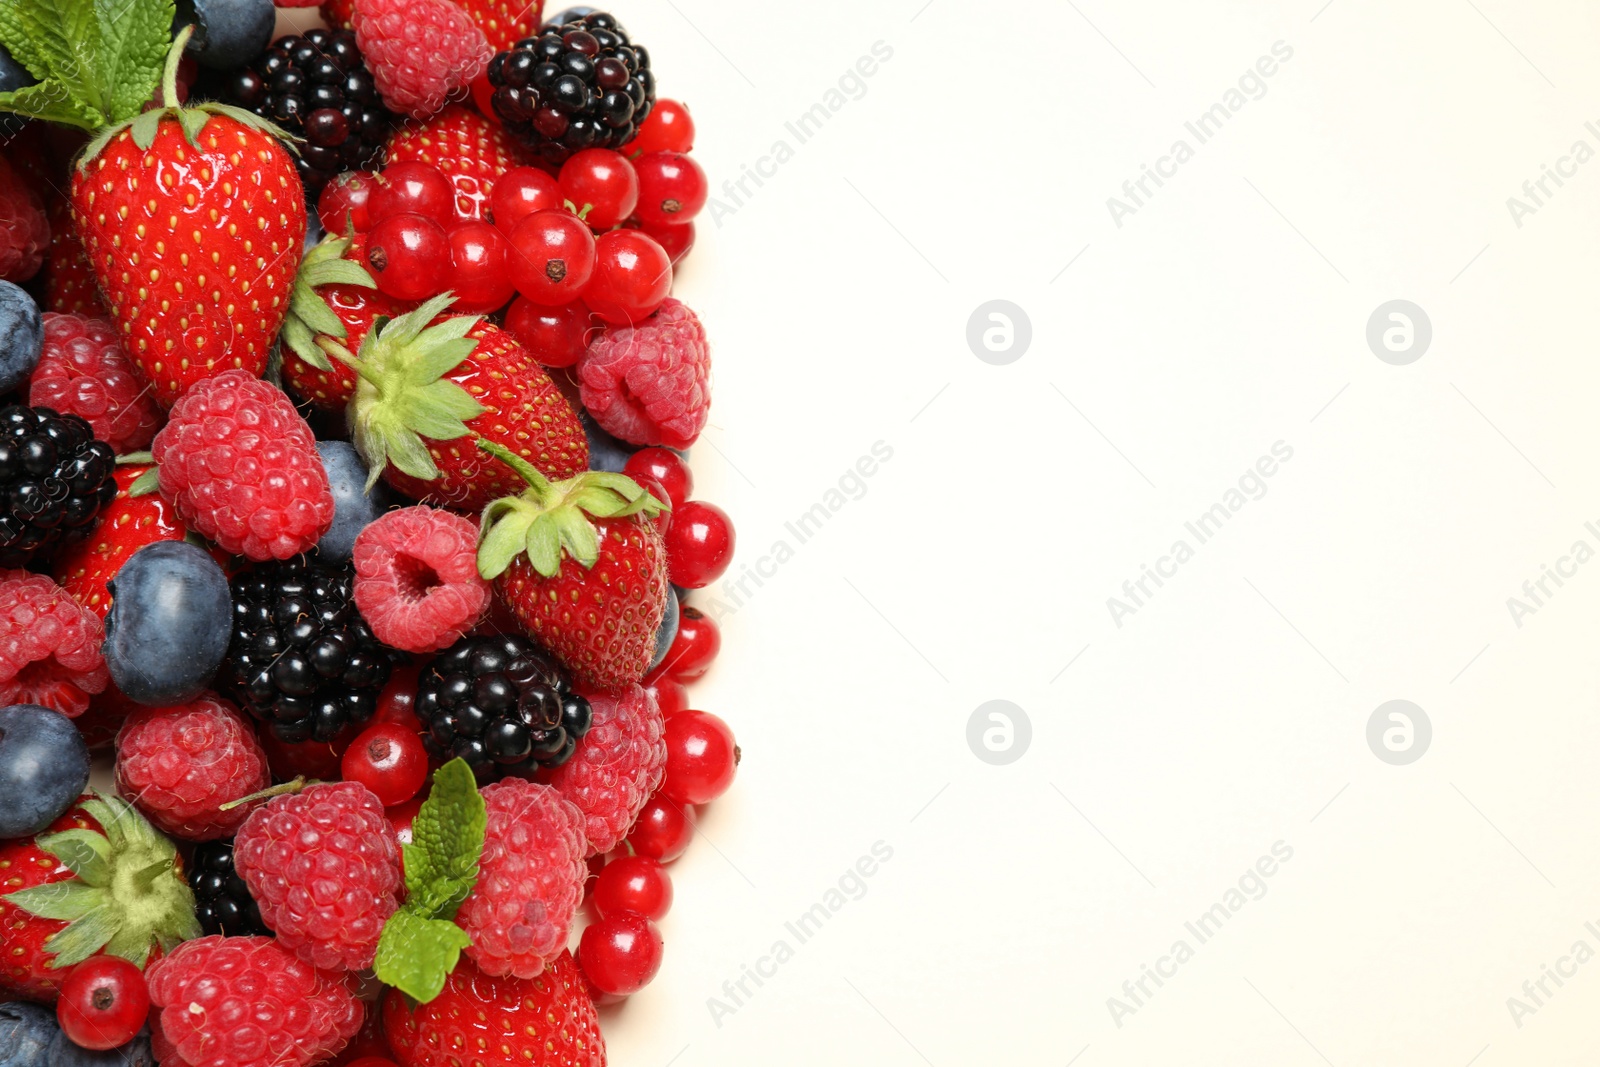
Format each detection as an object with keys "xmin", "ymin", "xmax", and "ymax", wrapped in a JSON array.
[
  {"xmin": 341, "ymin": 722, "xmax": 430, "ymax": 807},
  {"xmin": 317, "ymin": 170, "xmax": 377, "ymax": 234},
  {"xmin": 447, "ymin": 220, "xmax": 516, "ymax": 314},
  {"xmin": 623, "ymin": 447, "xmax": 693, "ymax": 510},
  {"xmin": 664, "ymin": 500, "xmax": 735, "ymax": 587},
  {"xmin": 593, "ymin": 854, "xmax": 673, "ymax": 921},
  {"xmin": 645, "ymin": 675, "xmax": 689, "ymax": 718},
  {"xmin": 365, "ymin": 213, "xmax": 450, "ymax": 302},
  {"xmin": 640, "ymin": 219, "xmax": 694, "ymax": 266},
  {"xmin": 662, "ymin": 710, "xmax": 738, "ymax": 805},
  {"xmin": 579, "ymin": 912, "xmax": 663, "ymax": 997},
  {"xmin": 559, "ymin": 149, "xmax": 639, "ymax": 231},
  {"xmin": 627, "ymin": 792, "xmax": 695, "ymax": 862},
  {"xmin": 509, "ymin": 208, "xmax": 597, "ymax": 304},
  {"xmin": 490, "ymin": 166, "xmax": 564, "ymax": 233},
  {"xmin": 386, "ymin": 793, "xmax": 425, "ymax": 850},
  {"xmin": 655, "ymin": 605, "xmax": 720, "ymax": 682},
  {"xmin": 633, "ymin": 152, "xmax": 707, "ymax": 227},
  {"xmin": 367, "ymin": 162, "xmax": 456, "ymax": 228},
  {"xmin": 56, "ymin": 955, "xmax": 148, "ymax": 1051},
  {"xmin": 504, "ymin": 297, "xmax": 595, "ymax": 368},
  {"xmin": 583, "ymin": 229, "xmax": 672, "ymax": 325},
  {"xmin": 373, "ymin": 663, "xmax": 423, "ymax": 731},
  {"xmin": 628, "ymin": 98, "xmax": 695, "ymax": 155}
]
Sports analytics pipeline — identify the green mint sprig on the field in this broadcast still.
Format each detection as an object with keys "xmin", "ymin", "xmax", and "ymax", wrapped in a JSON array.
[
  {"xmin": 0, "ymin": 0, "xmax": 175, "ymax": 131},
  {"xmin": 372, "ymin": 758, "xmax": 487, "ymax": 1002}
]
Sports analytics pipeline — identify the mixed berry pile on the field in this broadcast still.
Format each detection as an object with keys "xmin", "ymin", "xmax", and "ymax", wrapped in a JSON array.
[{"xmin": 0, "ymin": 0, "xmax": 733, "ymax": 1064}]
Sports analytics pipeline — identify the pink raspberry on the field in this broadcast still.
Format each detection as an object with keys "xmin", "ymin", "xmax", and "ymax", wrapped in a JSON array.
[
  {"xmin": 577, "ymin": 297, "xmax": 710, "ymax": 449},
  {"xmin": 0, "ymin": 569, "xmax": 107, "ymax": 717},
  {"xmin": 353, "ymin": 0, "xmax": 492, "ymax": 120},
  {"xmin": 146, "ymin": 935, "xmax": 364, "ymax": 1067},
  {"xmin": 114, "ymin": 693, "xmax": 270, "ymax": 841},
  {"xmin": 234, "ymin": 781, "xmax": 403, "ymax": 972},
  {"xmin": 151, "ymin": 368, "xmax": 335, "ymax": 560},
  {"xmin": 353, "ymin": 505, "xmax": 490, "ymax": 653},
  {"xmin": 457, "ymin": 778, "xmax": 587, "ymax": 979},
  {"xmin": 29, "ymin": 313, "xmax": 164, "ymax": 452},
  {"xmin": 0, "ymin": 155, "xmax": 47, "ymax": 284},
  {"xmin": 545, "ymin": 684, "xmax": 665, "ymax": 855}
]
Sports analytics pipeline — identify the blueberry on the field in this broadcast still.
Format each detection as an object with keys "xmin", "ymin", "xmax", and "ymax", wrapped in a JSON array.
[
  {"xmin": 317, "ymin": 441, "xmax": 393, "ymax": 561},
  {"xmin": 0, "ymin": 704, "xmax": 90, "ymax": 839},
  {"xmin": 0, "ymin": 44, "xmax": 33, "ymax": 94},
  {"xmin": 0, "ymin": 282, "xmax": 42, "ymax": 394},
  {"xmin": 580, "ymin": 412, "xmax": 635, "ymax": 473},
  {"xmin": 0, "ymin": 998, "xmax": 55, "ymax": 1066},
  {"xmin": 648, "ymin": 586, "xmax": 679, "ymax": 671},
  {"xmin": 48, "ymin": 1028, "xmax": 155, "ymax": 1067},
  {"xmin": 178, "ymin": 0, "xmax": 275, "ymax": 71},
  {"xmin": 104, "ymin": 541, "xmax": 232, "ymax": 705}
]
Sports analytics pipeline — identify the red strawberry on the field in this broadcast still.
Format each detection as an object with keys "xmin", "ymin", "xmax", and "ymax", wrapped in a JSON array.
[
  {"xmin": 322, "ymin": 0, "xmax": 356, "ymax": 28},
  {"xmin": 477, "ymin": 440, "xmax": 669, "ymax": 689},
  {"xmin": 383, "ymin": 104, "xmax": 531, "ymax": 220},
  {"xmin": 460, "ymin": 0, "xmax": 542, "ymax": 52},
  {"xmin": 43, "ymin": 197, "xmax": 109, "ymax": 317},
  {"xmin": 348, "ymin": 295, "xmax": 588, "ymax": 512},
  {"xmin": 72, "ymin": 110, "xmax": 307, "ymax": 407},
  {"xmin": 280, "ymin": 236, "xmax": 409, "ymax": 411},
  {"xmin": 0, "ymin": 794, "xmax": 199, "ymax": 1003}
]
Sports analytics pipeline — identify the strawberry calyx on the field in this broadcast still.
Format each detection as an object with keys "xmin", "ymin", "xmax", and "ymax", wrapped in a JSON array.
[
  {"xmin": 475, "ymin": 438, "xmax": 666, "ymax": 580},
  {"xmin": 282, "ymin": 237, "xmax": 380, "ymax": 372},
  {"xmin": 2, "ymin": 794, "xmax": 200, "ymax": 970}
]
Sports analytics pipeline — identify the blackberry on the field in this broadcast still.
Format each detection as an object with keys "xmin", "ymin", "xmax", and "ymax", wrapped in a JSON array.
[
  {"xmin": 486, "ymin": 11, "xmax": 654, "ymax": 167},
  {"xmin": 416, "ymin": 633, "xmax": 593, "ymax": 781},
  {"xmin": 223, "ymin": 555, "xmax": 399, "ymax": 743},
  {"xmin": 188, "ymin": 840, "xmax": 270, "ymax": 938},
  {"xmin": 0, "ymin": 406, "xmax": 115, "ymax": 568},
  {"xmin": 217, "ymin": 29, "xmax": 394, "ymax": 197}
]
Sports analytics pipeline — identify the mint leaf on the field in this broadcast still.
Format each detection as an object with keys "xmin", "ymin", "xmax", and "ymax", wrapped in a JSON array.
[
  {"xmin": 0, "ymin": 0, "xmax": 170, "ymax": 130},
  {"xmin": 403, "ymin": 758, "xmax": 485, "ymax": 920},
  {"xmin": 98, "ymin": 0, "xmax": 172, "ymax": 124},
  {"xmin": 373, "ymin": 909, "xmax": 471, "ymax": 1003}
]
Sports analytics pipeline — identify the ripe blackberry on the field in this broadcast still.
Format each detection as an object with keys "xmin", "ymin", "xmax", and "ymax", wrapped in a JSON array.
[
  {"xmin": 218, "ymin": 29, "xmax": 394, "ymax": 197},
  {"xmin": 486, "ymin": 11, "xmax": 654, "ymax": 167},
  {"xmin": 416, "ymin": 633, "xmax": 593, "ymax": 780},
  {"xmin": 0, "ymin": 405, "xmax": 115, "ymax": 568},
  {"xmin": 187, "ymin": 840, "xmax": 270, "ymax": 938},
  {"xmin": 223, "ymin": 555, "xmax": 399, "ymax": 743}
]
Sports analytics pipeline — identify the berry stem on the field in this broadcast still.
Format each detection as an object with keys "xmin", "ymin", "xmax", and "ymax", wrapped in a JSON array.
[
  {"xmin": 475, "ymin": 437, "xmax": 554, "ymax": 500},
  {"xmin": 160, "ymin": 27, "xmax": 194, "ymax": 111},
  {"xmin": 218, "ymin": 776, "xmax": 311, "ymax": 812}
]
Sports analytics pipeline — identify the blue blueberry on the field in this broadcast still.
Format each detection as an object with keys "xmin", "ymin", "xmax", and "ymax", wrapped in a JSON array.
[
  {"xmin": 49, "ymin": 1028, "xmax": 154, "ymax": 1067},
  {"xmin": 0, "ymin": 282, "xmax": 42, "ymax": 394},
  {"xmin": 0, "ymin": 1002, "xmax": 155, "ymax": 1067},
  {"xmin": 103, "ymin": 541, "xmax": 232, "ymax": 705},
  {"xmin": 0, "ymin": 704, "xmax": 90, "ymax": 839},
  {"xmin": 581, "ymin": 413, "xmax": 636, "ymax": 473},
  {"xmin": 0, "ymin": 44, "xmax": 33, "ymax": 93},
  {"xmin": 649, "ymin": 587, "xmax": 679, "ymax": 671},
  {"xmin": 317, "ymin": 441, "xmax": 393, "ymax": 562},
  {"xmin": 179, "ymin": 0, "xmax": 275, "ymax": 71}
]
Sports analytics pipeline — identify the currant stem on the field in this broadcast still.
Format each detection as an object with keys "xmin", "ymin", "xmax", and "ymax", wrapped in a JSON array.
[{"xmin": 218, "ymin": 776, "xmax": 311, "ymax": 812}]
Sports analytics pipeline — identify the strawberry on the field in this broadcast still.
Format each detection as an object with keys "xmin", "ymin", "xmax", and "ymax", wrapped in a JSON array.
[
  {"xmin": 0, "ymin": 794, "xmax": 199, "ymax": 1003},
  {"xmin": 280, "ymin": 236, "xmax": 409, "ymax": 411},
  {"xmin": 42, "ymin": 197, "xmax": 109, "ymax": 317},
  {"xmin": 347, "ymin": 294, "xmax": 589, "ymax": 512},
  {"xmin": 460, "ymin": 0, "xmax": 542, "ymax": 53},
  {"xmin": 383, "ymin": 104, "xmax": 531, "ymax": 221},
  {"xmin": 477, "ymin": 439, "xmax": 669, "ymax": 690}
]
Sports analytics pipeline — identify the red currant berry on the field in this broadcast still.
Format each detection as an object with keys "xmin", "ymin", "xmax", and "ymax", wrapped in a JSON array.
[
  {"xmin": 579, "ymin": 912, "xmax": 663, "ymax": 997},
  {"xmin": 447, "ymin": 220, "xmax": 516, "ymax": 313},
  {"xmin": 628, "ymin": 98, "xmax": 695, "ymax": 155},
  {"xmin": 509, "ymin": 208, "xmax": 597, "ymax": 304},
  {"xmin": 645, "ymin": 675, "xmax": 689, "ymax": 718},
  {"xmin": 318, "ymin": 170, "xmax": 377, "ymax": 234},
  {"xmin": 656, "ymin": 605, "xmax": 720, "ymax": 682},
  {"xmin": 559, "ymin": 149, "xmax": 639, "ymax": 231},
  {"xmin": 56, "ymin": 955, "xmax": 149, "ymax": 1051},
  {"xmin": 386, "ymin": 793, "xmax": 425, "ymax": 849},
  {"xmin": 342, "ymin": 722, "xmax": 430, "ymax": 807},
  {"xmin": 373, "ymin": 663, "xmax": 422, "ymax": 731},
  {"xmin": 623, "ymin": 447, "xmax": 693, "ymax": 510},
  {"xmin": 665, "ymin": 500, "xmax": 735, "ymax": 588},
  {"xmin": 365, "ymin": 213, "xmax": 450, "ymax": 302},
  {"xmin": 504, "ymin": 297, "xmax": 595, "ymax": 368},
  {"xmin": 640, "ymin": 219, "xmax": 694, "ymax": 266},
  {"xmin": 593, "ymin": 854, "xmax": 672, "ymax": 921},
  {"xmin": 368, "ymin": 162, "xmax": 456, "ymax": 228},
  {"xmin": 583, "ymin": 229, "xmax": 672, "ymax": 325},
  {"xmin": 627, "ymin": 792, "xmax": 695, "ymax": 862},
  {"xmin": 661, "ymin": 710, "xmax": 738, "ymax": 805},
  {"xmin": 633, "ymin": 152, "xmax": 708, "ymax": 227},
  {"xmin": 490, "ymin": 166, "xmax": 564, "ymax": 233}
]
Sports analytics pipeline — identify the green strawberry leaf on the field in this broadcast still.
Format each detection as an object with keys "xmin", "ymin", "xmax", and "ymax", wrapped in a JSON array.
[
  {"xmin": 373, "ymin": 909, "xmax": 471, "ymax": 1004},
  {"xmin": 37, "ymin": 829, "xmax": 112, "ymax": 886},
  {"xmin": 3, "ymin": 881, "xmax": 103, "ymax": 922},
  {"xmin": 476, "ymin": 506, "xmax": 534, "ymax": 579},
  {"xmin": 43, "ymin": 904, "xmax": 119, "ymax": 967},
  {"xmin": 126, "ymin": 466, "xmax": 159, "ymax": 497}
]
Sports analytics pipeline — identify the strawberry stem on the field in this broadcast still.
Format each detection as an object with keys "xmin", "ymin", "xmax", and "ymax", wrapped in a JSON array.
[
  {"xmin": 161, "ymin": 26, "xmax": 194, "ymax": 111},
  {"xmin": 476, "ymin": 437, "xmax": 554, "ymax": 499}
]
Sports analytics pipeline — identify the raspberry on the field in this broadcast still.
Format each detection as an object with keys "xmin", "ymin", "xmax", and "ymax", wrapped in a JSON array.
[
  {"xmin": 0, "ymin": 155, "xmax": 47, "ymax": 284},
  {"xmin": 234, "ymin": 781, "xmax": 403, "ymax": 972},
  {"xmin": 352, "ymin": 0, "xmax": 493, "ymax": 120},
  {"xmin": 0, "ymin": 570, "xmax": 107, "ymax": 717},
  {"xmin": 146, "ymin": 935, "xmax": 364, "ymax": 1067},
  {"xmin": 456, "ymin": 779, "xmax": 587, "ymax": 979},
  {"xmin": 545, "ymin": 684, "xmax": 665, "ymax": 856},
  {"xmin": 114, "ymin": 694, "xmax": 270, "ymax": 841},
  {"xmin": 151, "ymin": 368, "xmax": 335, "ymax": 561},
  {"xmin": 29, "ymin": 313, "xmax": 164, "ymax": 453},
  {"xmin": 352, "ymin": 505, "xmax": 490, "ymax": 654},
  {"xmin": 577, "ymin": 297, "xmax": 710, "ymax": 449}
]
